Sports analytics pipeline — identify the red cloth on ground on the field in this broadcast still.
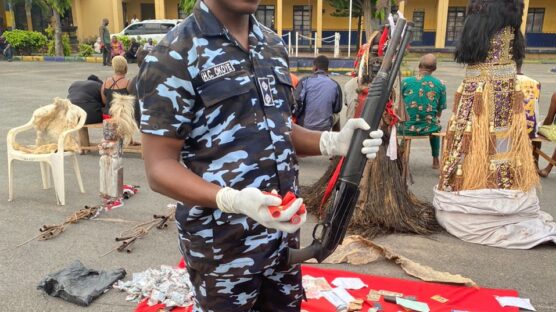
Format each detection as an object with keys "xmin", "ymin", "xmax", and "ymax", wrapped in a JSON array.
[
  {"xmin": 135, "ymin": 260, "xmax": 518, "ymax": 312},
  {"xmin": 301, "ymin": 265, "xmax": 518, "ymax": 312}
]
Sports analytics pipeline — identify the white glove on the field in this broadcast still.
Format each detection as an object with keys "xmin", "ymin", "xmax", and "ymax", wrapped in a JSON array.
[
  {"xmin": 320, "ymin": 118, "xmax": 384, "ymax": 159},
  {"xmin": 216, "ymin": 187, "xmax": 306, "ymax": 233}
]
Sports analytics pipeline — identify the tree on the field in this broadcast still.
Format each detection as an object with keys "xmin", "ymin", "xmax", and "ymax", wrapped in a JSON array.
[
  {"xmin": 179, "ymin": 0, "xmax": 196, "ymax": 16},
  {"xmin": 328, "ymin": 0, "xmax": 400, "ymax": 43},
  {"xmin": 43, "ymin": 0, "xmax": 70, "ymax": 56}
]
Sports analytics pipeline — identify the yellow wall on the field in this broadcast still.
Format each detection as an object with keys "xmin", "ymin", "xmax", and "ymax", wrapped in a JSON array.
[
  {"xmin": 73, "ymin": 0, "xmax": 180, "ymax": 41},
  {"xmin": 447, "ymin": 0, "xmax": 468, "ymax": 7},
  {"xmin": 75, "ymin": 0, "xmax": 116, "ymax": 41},
  {"xmin": 260, "ymin": 0, "xmax": 358, "ymax": 31},
  {"xmin": 124, "ymin": 0, "xmax": 154, "ymax": 23},
  {"xmin": 404, "ymin": 0, "xmax": 438, "ymax": 32},
  {"xmin": 165, "ymin": 0, "xmax": 179, "ymax": 19},
  {"xmin": 530, "ymin": 0, "xmax": 556, "ymax": 33}
]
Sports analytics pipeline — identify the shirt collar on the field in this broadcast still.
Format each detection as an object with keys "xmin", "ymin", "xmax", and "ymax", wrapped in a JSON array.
[{"xmin": 193, "ymin": 1, "xmax": 265, "ymax": 41}]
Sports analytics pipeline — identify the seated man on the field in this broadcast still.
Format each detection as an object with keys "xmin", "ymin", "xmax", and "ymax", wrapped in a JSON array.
[
  {"xmin": 67, "ymin": 75, "xmax": 103, "ymax": 124},
  {"xmin": 125, "ymin": 38, "xmax": 140, "ymax": 63},
  {"xmin": 399, "ymin": 54, "xmax": 446, "ymax": 169},
  {"xmin": 294, "ymin": 55, "xmax": 342, "ymax": 131},
  {"xmin": 538, "ymin": 92, "xmax": 556, "ymax": 177}
]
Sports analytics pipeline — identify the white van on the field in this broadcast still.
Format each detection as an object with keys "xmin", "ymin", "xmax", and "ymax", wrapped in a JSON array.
[{"xmin": 115, "ymin": 19, "xmax": 181, "ymax": 42}]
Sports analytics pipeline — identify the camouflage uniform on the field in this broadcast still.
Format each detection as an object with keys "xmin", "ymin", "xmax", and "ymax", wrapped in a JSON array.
[{"xmin": 137, "ymin": 1, "xmax": 302, "ymax": 311}]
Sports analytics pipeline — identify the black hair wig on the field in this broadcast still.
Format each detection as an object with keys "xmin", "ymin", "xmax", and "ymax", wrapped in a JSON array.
[{"xmin": 454, "ymin": 0, "xmax": 525, "ymax": 64}]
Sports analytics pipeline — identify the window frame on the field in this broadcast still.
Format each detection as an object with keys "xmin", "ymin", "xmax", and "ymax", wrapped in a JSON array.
[
  {"xmin": 526, "ymin": 8, "xmax": 545, "ymax": 33},
  {"xmin": 412, "ymin": 10, "xmax": 425, "ymax": 43},
  {"xmin": 255, "ymin": 5, "xmax": 276, "ymax": 30},
  {"xmin": 446, "ymin": 7, "xmax": 466, "ymax": 45}
]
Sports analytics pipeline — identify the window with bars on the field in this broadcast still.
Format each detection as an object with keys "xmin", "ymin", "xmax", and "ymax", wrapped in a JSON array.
[
  {"xmin": 446, "ymin": 7, "xmax": 466, "ymax": 44},
  {"xmin": 526, "ymin": 8, "xmax": 545, "ymax": 33},
  {"xmin": 412, "ymin": 10, "xmax": 425, "ymax": 43},
  {"xmin": 255, "ymin": 5, "xmax": 276, "ymax": 30},
  {"xmin": 293, "ymin": 5, "xmax": 312, "ymax": 45}
]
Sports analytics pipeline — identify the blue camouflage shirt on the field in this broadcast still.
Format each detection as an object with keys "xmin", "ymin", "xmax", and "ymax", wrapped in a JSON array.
[{"xmin": 137, "ymin": 1, "xmax": 299, "ymax": 273}]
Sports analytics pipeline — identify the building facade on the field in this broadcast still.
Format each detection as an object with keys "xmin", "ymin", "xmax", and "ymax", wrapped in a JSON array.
[{"xmin": 2, "ymin": 0, "xmax": 555, "ymax": 48}]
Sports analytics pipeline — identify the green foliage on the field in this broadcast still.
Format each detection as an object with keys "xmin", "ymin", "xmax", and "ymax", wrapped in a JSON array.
[
  {"xmin": 45, "ymin": 26, "xmax": 71, "ymax": 56},
  {"xmin": 43, "ymin": 0, "xmax": 71, "ymax": 15},
  {"xmin": 328, "ymin": 0, "xmax": 399, "ymax": 18},
  {"xmin": 116, "ymin": 35, "xmax": 131, "ymax": 50},
  {"xmin": 2, "ymin": 29, "xmax": 47, "ymax": 55},
  {"xmin": 116, "ymin": 35, "xmax": 154, "ymax": 50},
  {"xmin": 81, "ymin": 36, "xmax": 97, "ymax": 46},
  {"xmin": 328, "ymin": 0, "xmax": 363, "ymax": 17},
  {"xmin": 78, "ymin": 43, "xmax": 94, "ymax": 57},
  {"xmin": 179, "ymin": 0, "xmax": 196, "ymax": 15}
]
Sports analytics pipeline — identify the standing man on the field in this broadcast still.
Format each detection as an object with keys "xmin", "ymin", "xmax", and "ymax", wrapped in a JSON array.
[
  {"xmin": 137, "ymin": 0, "xmax": 383, "ymax": 310},
  {"xmin": 399, "ymin": 54, "xmax": 446, "ymax": 169},
  {"xmin": 99, "ymin": 18, "xmax": 111, "ymax": 66},
  {"xmin": 130, "ymin": 14, "xmax": 140, "ymax": 24},
  {"xmin": 294, "ymin": 55, "xmax": 343, "ymax": 131}
]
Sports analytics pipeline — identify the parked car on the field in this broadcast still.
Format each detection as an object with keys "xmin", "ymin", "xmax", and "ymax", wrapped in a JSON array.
[{"xmin": 115, "ymin": 19, "xmax": 181, "ymax": 42}]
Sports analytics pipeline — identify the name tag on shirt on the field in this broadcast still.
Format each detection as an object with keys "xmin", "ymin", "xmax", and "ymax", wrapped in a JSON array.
[
  {"xmin": 200, "ymin": 61, "xmax": 235, "ymax": 82},
  {"xmin": 258, "ymin": 77, "xmax": 274, "ymax": 106}
]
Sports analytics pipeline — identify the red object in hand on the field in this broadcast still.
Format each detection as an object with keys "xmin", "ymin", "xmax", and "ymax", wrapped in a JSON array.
[{"xmin": 264, "ymin": 191, "xmax": 306, "ymax": 224}]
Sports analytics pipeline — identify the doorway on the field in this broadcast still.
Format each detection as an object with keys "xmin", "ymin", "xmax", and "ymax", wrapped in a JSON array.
[{"xmin": 141, "ymin": 3, "xmax": 155, "ymax": 20}]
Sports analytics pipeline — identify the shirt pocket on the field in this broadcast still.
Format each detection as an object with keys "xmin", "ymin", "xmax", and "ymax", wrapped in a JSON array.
[
  {"xmin": 197, "ymin": 70, "xmax": 253, "ymax": 108},
  {"xmin": 272, "ymin": 66, "xmax": 295, "ymax": 112}
]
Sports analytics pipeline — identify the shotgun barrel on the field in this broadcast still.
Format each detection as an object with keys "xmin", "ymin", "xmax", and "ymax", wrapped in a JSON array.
[{"xmin": 287, "ymin": 19, "xmax": 413, "ymax": 265}]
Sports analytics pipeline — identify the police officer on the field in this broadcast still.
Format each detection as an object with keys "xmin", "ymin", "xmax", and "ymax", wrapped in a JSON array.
[{"xmin": 137, "ymin": 0, "xmax": 383, "ymax": 310}]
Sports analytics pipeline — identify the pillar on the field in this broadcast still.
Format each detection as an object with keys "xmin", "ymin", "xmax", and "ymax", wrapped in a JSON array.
[
  {"xmin": 521, "ymin": 0, "xmax": 530, "ymax": 35},
  {"xmin": 316, "ymin": 0, "xmax": 323, "ymax": 48},
  {"xmin": 155, "ymin": 0, "xmax": 166, "ymax": 20},
  {"xmin": 71, "ymin": 0, "xmax": 83, "ymax": 41},
  {"xmin": 276, "ymin": 0, "xmax": 283, "ymax": 36},
  {"xmin": 5, "ymin": 2, "xmax": 15, "ymax": 29},
  {"xmin": 112, "ymin": 0, "xmax": 124, "ymax": 34},
  {"xmin": 0, "ymin": 0, "xmax": 5, "ymax": 28},
  {"xmin": 399, "ymin": 0, "xmax": 406, "ymax": 16},
  {"xmin": 435, "ymin": 0, "xmax": 449, "ymax": 48}
]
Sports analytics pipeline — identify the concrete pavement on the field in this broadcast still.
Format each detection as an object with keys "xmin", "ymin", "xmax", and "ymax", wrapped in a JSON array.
[{"xmin": 0, "ymin": 61, "xmax": 554, "ymax": 311}]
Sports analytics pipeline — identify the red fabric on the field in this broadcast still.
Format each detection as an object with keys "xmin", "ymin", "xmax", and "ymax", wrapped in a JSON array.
[
  {"xmin": 301, "ymin": 266, "xmax": 518, "ymax": 312},
  {"xmin": 378, "ymin": 27, "xmax": 389, "ymax": 57},
  {"xmin": 319, "ymin": 157, "xmax": 344, "ymax": 217},
  {"xmin": 102, "ymin": 114, "xmax": 111, "ymax": 120},
  {"xmin": 136, "ymin": 260, "xmax": 518, "ymax": 312},
  {"xmin": 385, "ymin": 100, "xmax": 399, "ymax": 126},
  {"xmin": 355, "ymin": 87, "xmax": 368, "ymax": 118}
]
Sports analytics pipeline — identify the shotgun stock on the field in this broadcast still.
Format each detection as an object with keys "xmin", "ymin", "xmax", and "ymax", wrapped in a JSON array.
[{"xmin": 287, "ymin": 20, "xmax": 414, "ymax": 265}]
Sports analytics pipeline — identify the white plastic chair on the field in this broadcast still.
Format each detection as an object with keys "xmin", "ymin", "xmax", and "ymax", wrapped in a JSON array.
[{"xmin": 7, "ymin": 104, "xmax": 87, "ymax": 205}]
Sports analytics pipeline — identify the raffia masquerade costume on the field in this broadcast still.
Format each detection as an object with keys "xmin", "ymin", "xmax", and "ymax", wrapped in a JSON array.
[
  {"xmin": 304, "ymin": 24, "xmax": 440, "ymax": 239},
  {"xmin": 434, "ymin": 27, "xmax": 556, "ymax": 248}
]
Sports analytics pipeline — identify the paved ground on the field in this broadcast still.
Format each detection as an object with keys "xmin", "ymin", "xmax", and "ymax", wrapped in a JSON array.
[{"xmin": 0, "ymin": 61, "xmax": 554, "ymax": 311}]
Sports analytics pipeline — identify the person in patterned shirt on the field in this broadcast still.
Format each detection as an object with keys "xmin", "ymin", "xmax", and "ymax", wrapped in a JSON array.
[
  {"xmin": 137, "ymin": 1, "xmax": 383, "ymax": 310},
  {"xmin": 399, "ymin": 54, "xmax": 446, "ymax": 169}
]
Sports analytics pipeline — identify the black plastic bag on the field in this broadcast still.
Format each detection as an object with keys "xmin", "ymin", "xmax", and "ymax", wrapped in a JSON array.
[{"xmin": 37, "ymin": 260, "xmax": 126, "ymax": 306}]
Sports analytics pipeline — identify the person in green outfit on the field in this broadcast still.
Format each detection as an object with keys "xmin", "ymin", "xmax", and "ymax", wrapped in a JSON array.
[
  {"xmin": 99, "ymin": 18, "xmax": 111, "ymax": 66},
  {"xmin": 400, "ymin": 54, "xmax": 446, "ymax": 169}
]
